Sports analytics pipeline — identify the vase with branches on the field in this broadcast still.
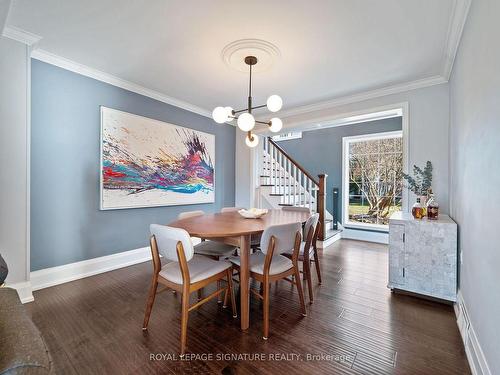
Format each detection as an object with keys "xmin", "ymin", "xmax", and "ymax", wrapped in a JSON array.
[
  {"xmin": 403, "ymin": 161, "xmax": 433, "ymax": 217},
  {"xmin": 402, "ymin": 161, "xmax": 433, "ymax": 196}
]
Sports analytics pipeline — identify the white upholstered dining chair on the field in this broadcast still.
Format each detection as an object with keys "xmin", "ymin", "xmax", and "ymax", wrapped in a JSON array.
[
  {"xmin": 281, "ymin": 206, "xmax": 311, "ymax": 214},
  {"xmin": 282, "ymin": 213, "xmax": 321, "ymax": 303},
  {"xmin": 142, "ymin": 224, "xmax": 237, "ymax": 357},
  {"xmin": 220, "ymin": 207, "xmax": 243, "ymax": 213},
  {"xmin": 220, "ymin": 207, "xmax": 261, "ymax": 249},
  {"xmin": 177, "ymin": 210, "xmax": 237, "ymax": 259},
  {"xmin": 229, "ymin": 222, "xmax": 306, "ymax": 340}
]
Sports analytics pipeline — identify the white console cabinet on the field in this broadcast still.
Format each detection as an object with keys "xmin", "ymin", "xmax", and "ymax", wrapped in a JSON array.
[{"xmin": 388, "ymin": 212, "xmax": 457, "ymax": 302}]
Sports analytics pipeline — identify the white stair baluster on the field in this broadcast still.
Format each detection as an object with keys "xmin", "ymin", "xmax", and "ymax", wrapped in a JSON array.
[
  {"xmin": 307, "ymin": 178, "xmax": 312, "ymax": 211},
  {"xmin": 274, "ymin": 149, "xmax": 280, "ymax": 194},
  {"xmin": 287, "ymin": 159, "xmax": 291, "ymax": 205},
  {"xmin": 291, "ymin": 165, "xmax": 298, "ymax": 205},
  {"xmin": 270, "ymin": 144, "xmax": 274, "ymax": 191}
]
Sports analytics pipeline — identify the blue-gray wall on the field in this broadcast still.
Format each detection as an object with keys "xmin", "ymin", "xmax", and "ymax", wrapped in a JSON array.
[
  {"xmin": 31, "ymin": 60, "xmax": 235, "ymax": 271},
  {"xmin": 279, "ymin": 117, "xmax": 402, "ymax": 221},
  {"xmin": 449, "ymin": 0, "xmax": 500, "ymax": 372}
]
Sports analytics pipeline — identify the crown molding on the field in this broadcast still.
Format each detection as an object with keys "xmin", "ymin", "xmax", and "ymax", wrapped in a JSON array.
[
  {"xmin": 275, "ymin": 75, "xmax": 447, "ymax": 119},
  {"xmin": 2, "ymin": 25, "xmax": 41, "ymax": 46},
  {"xmin": 30, "ymin": 49, "xmax": 212, "ymax": 118},
  {"xmin": 9, "ymin": 0, "xmax": 470, "ymax": 122},
  {"xmin": 442, "ymin": 0, "xmax": 472, "ymax": 80}
]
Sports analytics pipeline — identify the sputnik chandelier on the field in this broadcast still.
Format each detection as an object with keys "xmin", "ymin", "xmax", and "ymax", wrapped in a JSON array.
[{"xmin": 212, "ymin": 55, "xmax": 283, "ymax": 147}]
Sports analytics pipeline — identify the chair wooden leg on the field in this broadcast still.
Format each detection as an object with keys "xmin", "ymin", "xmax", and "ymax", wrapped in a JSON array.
[
  {"xmin": 304, "ymin": 259, "xmax": 314, "ymax": 304},
  {"xmin": 217, "ymin": 280, "xmax": 222, "ymax": 303},
  {"xmin": 180, "ymin": 290, "xmax": 190, "ymax": 357},
  {"xmin": 223, "ymin": 281, "xmax": 229, "ymax": 308},
  {"xmin": 226, "ymin": 269, "xmax": 237, "ymax": 318},
  {"xmin": 262, "ymin": 280, "xmax": 270, "ymax": 340},
  {"xmin": 142, "ymin": 276, "xmax": 158, "ymax": 330},
  {"xmin": 293, "ymin": 266, "xmax": 307, "ymax": 317},
  {"xmin": 313, "ymin": 250, "xmax": 322, "ymax": 284}
]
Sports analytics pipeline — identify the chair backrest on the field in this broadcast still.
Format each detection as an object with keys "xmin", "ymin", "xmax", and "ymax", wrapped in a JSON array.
[
  {"xmin": 178, "ymin": 210, "xmax": 204, "ymax": 220},
  {"xmin": 260, "ymin": 222, "xmax": 302, "ymax": 255},
  {"xmin": 150, "ymin": 224, "xmax": 194, "ymax": 262},
  {"xmin": 281, "ymin": 206, "xmax": 311, "ymax": 214},
  {"xmin": 304, "ymin": 213, "xmax": 319, "ymax": 242},
  {"xmin": 221, "ymin": 207, "xmax": 243, "ymax": 213}
]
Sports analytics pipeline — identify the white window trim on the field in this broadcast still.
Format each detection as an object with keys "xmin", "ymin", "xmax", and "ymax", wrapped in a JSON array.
[{"xmin": 342, "ymin": 130, "xmax": 403, "ymax": 232}]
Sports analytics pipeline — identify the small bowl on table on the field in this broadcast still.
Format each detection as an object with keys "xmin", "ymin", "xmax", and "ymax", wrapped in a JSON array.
[{"xmin": 238, "ymin": 208, "xmax": 268, "ymax": 219}]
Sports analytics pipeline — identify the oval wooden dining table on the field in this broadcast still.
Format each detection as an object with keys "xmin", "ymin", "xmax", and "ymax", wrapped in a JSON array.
[{"xmin": 168, "ymin": 209, "xmax": 310, "ymax": 331}]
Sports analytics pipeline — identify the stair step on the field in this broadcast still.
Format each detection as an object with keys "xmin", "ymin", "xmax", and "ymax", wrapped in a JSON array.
[
  {"xmin": 260, "ymin": 176, "xmax": 290, "ymax": 179},
  {"xmin": 323, "ymin": 229, "xmax": 342, "ymax": 240}
]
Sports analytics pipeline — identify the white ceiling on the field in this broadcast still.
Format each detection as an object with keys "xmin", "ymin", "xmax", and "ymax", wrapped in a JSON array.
[{"xmin": 6, "ymin": 0, "xmax": 464, "ymax": 117}]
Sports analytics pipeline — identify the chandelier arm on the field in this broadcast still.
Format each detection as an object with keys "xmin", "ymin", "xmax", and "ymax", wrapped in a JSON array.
[
  {"xmin": 255, "ymin": 120, "xmax": 271, "ymax": 125},
  {"xmin": 233, "ymin": 104, "xmax": 267, "ymax": 114}
]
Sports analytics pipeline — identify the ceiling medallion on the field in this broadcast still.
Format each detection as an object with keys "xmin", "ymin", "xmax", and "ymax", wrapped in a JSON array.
[
  {"xmin": 221, "ymin": 39, "xmax": 281, "ymax": 73},
  {"xmin": 212, "ymin": 55, "xmax": 283, "ymax": 148}
]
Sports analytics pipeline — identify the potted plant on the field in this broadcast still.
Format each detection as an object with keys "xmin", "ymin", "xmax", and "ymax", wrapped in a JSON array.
[{"xmin": 402, "ymin": 161, "xmax": 433, "ymax": 217}]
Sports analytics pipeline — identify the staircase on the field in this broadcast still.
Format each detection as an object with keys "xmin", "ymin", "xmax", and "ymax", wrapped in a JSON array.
[{"xmin": 257, "ymin": 137, "xmax": 340, "ymax": 242}]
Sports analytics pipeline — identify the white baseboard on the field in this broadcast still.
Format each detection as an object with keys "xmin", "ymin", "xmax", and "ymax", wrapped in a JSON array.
[
  {"xmin": 455, "ymin": 291, "xmax": 492, "ymax": 375},
  {"xmin": 30, "ymin": 247, "xmax": 152, "ymax": 292},
  {"xmin": 5, "ymin": 281, "xmax": 34, "ymax": 303},
  {"xmin": 341, "ymin": 228, "xmax": 388, "ymax": 244}
]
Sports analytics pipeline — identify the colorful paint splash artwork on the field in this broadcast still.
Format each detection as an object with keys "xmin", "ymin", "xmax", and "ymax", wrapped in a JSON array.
[{"xmin": 100, "ymin": 107, "xmax": 215, "ymax": 209}]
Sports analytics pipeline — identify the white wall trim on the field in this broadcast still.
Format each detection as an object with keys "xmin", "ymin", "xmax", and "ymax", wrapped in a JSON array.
[
  {"xmin": 25, "ymin": 41, "xmax": 32, "ymax": 285},
  {"xmin": 455, "ymin": 291, "xmax": 492, "ymax": 375},
  {"xmin": 2, "ymin": 25, "xmax": 41, "ymax": 46},
  {"xmin": 341, "ymin": 228, "xmax": 388, "ymax": 244},
  {"xmin": 274, "ymin": 76, "xmax": 446, "ymax": 119},
  {"xmin": 30, "ymin": 49, "xmax": 212, "ymax": 118},
  {"xmin": 30, "ymin": 247, "xmax": 152, "ymax": 292},
  {"xmin": 442, "ymin": 0, "xmax": 472, "ymax": 80},
  {"xmin": 5, "ymin": 281, "xmax": 34, "ymax": 303}
]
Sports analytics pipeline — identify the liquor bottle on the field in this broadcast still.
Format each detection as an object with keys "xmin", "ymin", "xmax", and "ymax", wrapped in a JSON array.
[
  {"xmin": 427, "ymin": 192, "xmax": 439, "ymax": 220},
  {"xmin": 412, "ymin": 197, "xmax": 424, "ymax": 219}
]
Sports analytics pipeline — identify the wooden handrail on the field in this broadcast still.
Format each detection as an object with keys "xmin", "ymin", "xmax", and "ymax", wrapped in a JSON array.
[
  {"xmin": 266, "ymin": 137, "xmax": 328, "ymax": 241},
  {"xmin": 267, "ymin": 137, "xmax": 319, "ymax": 185}
]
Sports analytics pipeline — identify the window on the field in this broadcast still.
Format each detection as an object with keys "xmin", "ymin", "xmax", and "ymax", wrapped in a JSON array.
[
  {"xmin": 271, "ymin": 131, "xmax": 302, "ymax": 142},
  {"xmin": 342, "ymin": 131, "xmax": 403, "ymax": 230}
]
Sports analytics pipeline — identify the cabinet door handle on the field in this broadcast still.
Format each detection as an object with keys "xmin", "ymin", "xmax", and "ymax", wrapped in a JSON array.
[
  {"xmin": 402, "ymin": 268, "xmax": 405, "ymax": 277},
  {"xmin": 402, "ymin": 233, "xmax": 405, "ymax": 243}
]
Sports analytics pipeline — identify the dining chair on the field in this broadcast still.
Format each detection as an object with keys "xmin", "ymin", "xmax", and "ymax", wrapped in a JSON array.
[
  {"xmin": 229, "ymin": 222, "xmax": 306, "ymax": 340},
  {"xmin": 220, "ymin": 207, "xmax": 261, "ymax": 250},
  {"xmin": 143, "ymin": 224, "xmax": 237, "ymax": 357},
  {"xmin": 178, "ymin": 210, "xmax": 237, "ymax": 303},
  {"xmin": 281, "ymin": 206, "xmax": 311, "ymax": 214},
  {"xmin": 177, "ymin": 210, "xmax": 237, "ymax": 259},
  {"xmin": 282, "ymin": 213, "xmax": 321, "ymax": 303},
  {"xmin": 220, "ymin": 207, "xmax": 243, "ymax": 213}
]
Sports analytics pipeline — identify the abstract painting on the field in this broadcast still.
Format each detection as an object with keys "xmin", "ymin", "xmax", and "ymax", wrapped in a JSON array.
[{"xmin": 100, "ymin": 107, "xmax": 215, "ymax": 210}]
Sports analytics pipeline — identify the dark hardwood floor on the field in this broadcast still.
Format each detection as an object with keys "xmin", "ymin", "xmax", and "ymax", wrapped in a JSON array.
[{"xmin": 27, "ymin": 239, "xmax": 470, "ymax": 374}]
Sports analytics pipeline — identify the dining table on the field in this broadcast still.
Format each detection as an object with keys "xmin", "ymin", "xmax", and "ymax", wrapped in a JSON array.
[{"xmin": 168, "ymin": 208, "xmax": 310, "ymax": 331}]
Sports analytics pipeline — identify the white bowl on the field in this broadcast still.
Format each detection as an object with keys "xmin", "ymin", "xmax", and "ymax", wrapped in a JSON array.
[{"xmin": 238, "ymin": 208, "xmax": 268, "ymax": 219}]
